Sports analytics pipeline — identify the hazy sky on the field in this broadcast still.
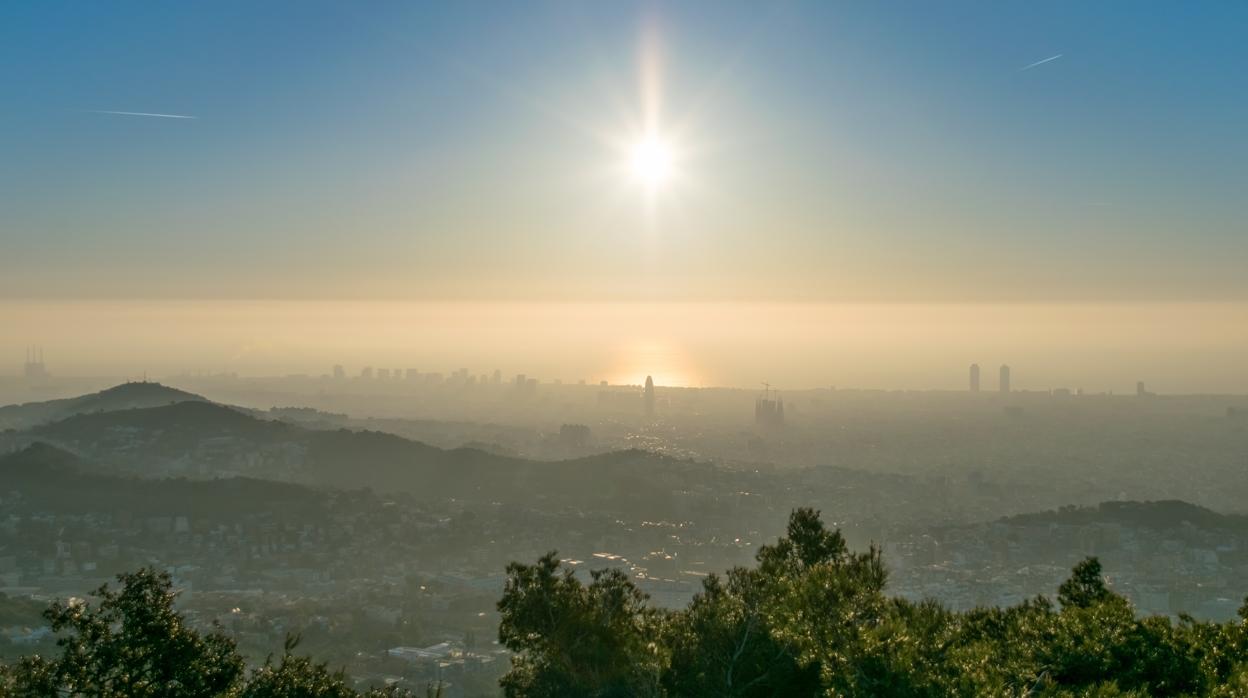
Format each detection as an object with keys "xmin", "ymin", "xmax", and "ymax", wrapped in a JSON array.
[
  {"xmin": 3, "ymin": 300, "xmax": 1247, "ymax": 393},
  {"xmin": 3, "ymin": 3, "xmax": 1247, "ymax": 387}
]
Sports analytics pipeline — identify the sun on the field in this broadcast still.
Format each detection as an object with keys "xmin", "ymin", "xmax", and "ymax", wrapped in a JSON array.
[{"xmin": 629, "ymin": 136, "xmax": 674, "ymax": 188}]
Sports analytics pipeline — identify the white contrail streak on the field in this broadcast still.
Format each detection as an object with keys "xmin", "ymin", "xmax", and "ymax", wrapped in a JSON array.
[
  {"xmin": 1020, "ymin": 54, "xmax": 1063, "ymax": 71},
  {"xmin": 86, "ymin": 110, "xmax": 197, "ymax": 119}
]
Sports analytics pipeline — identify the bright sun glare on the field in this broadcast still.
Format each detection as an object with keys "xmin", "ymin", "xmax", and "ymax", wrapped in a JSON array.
[{"xmin": 629, "ymin": 136, "xmax": 674, "ymax": 188}]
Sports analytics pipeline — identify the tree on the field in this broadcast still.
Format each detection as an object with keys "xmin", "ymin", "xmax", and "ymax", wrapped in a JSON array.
[
  {"xmin": 496, "ymin": 510, "xmax": 1248, "ymax": 697},
  {"xmin": 3, "ymin": 568, "xmax": 243, "ymax": 697},
  {"xmin": 0, "ymin": 569, "xmax": 413, "ymax": 697},
  {"xmin": 663, "ymin": 569, "xmax": 818, "ymax": 697},
  {"xmin": 239, "ymin": 635, "xmax": 358, "ymax": 698},
  {"xmin": 9, "ymin": 511, "xmax": 1248, "ymax": 696},
  {"xmin": 1058, "ymin": 557, "xmax": 1113, "ymax": 609},
  {"xmin": 497, "ymin": 552, "xmax": 664, "ymax": 697},
  {"xmin": 755, "ymin": 507, "xmax": 847, "ymax": 574}
]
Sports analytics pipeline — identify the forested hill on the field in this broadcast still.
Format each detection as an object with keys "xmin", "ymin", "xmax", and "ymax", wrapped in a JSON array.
[
  {"xmin": 0, "ymin": 442, "xmax": 328, "ymax": 521},
  {"xmin": 1001, "ymin": 499, "xmax": 1248, "ymax": 532},
  {"xmin": 0, "ymin": 381, "xmax": 207, "ymax": 430},
  {"xmin": 15, "ymin": 400, "xmax": 729, "ymax": 514},
  {"xmin": 31, "ymin": 399, "xmax": 299, "ymax": 445}
]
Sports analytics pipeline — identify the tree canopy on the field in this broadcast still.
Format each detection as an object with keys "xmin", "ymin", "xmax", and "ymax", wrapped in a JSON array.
[
  {"xmin": 498, "ymin": 508, "xmax": 1248, "ymax": 697},
  {"xmin": 0, "ymin": 569, "xmax": 424, "ymax": 698},
  {"xmin": 5, "ymin": 510, "xmax": 1248, "ymax": 696}
]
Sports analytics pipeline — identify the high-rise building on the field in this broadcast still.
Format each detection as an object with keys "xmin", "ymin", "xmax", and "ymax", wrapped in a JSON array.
[
  {"xmin": 969, "ymin": 363, "xmax": 980, "ymax": 392},
  {"xmin": 999, "ymin": 364, "xmax": 1011, "ymax": 394},
  {"xmin": 332, "ymin": 364, "xmax": 345, "ymax": 380},
  {"xmin": 360, "ymin": 366, "xmax": 374, "ymax": 380},
  {"xmin": 643, "ymin": 375, "xmax": 656, "ymax": 416}
]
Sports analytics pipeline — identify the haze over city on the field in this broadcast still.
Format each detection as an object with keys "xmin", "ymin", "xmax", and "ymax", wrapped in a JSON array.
[{"xmin": 4, "ymin": 3, "xmax": 1248, "ymax": 696}]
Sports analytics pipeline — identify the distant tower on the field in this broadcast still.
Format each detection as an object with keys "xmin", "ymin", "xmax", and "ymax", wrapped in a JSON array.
[
  {"xmin": 1136, "ymin": 381, "xmax": 1146, "ymax": 397},
  {"xmin": 332, "ymin": 364, "xmax": 345, "ymax": 380},
  {"xmin": 999, "ymin": 364, "xmax": 1011, "ymax": 394},
  {"xmin": 969, "ymin": 363, "xmax": 980, "ymax": 393},
  {"xmin": 23, "ymin": 346, "xmax": 49, "ymax": 381},
  {"xmin": 643, "ymin": 376, "xmax": 656, "ymax": 416},
  {"xmin": 754, "ymin": 382, "xmax": 785, "ymax": 430}
]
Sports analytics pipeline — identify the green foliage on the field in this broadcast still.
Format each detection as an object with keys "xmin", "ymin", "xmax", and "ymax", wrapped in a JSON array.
[
  {"xmin": 1058, "ymin": 557, "xmax": 1113, "ymax": 609},
  {"xmin": 6, "ymin": 510, "xmax": 1248, "ymax": 697},
  {"xmin": 662, "ymin": 568, "xmax": 818, "ymax": 697},
  {"xmin": 0, "ymin": 569, "xmax": 411, "ymax": 697},
  {"xmin": 497, "ymin": 509, "xmax": 1248, "ymax": 697},
  {"xmin": 2, "ymin": 568, "xmax": 243, "ymax": 697},
  {"xmin": 497, "ymin": 552, "xmax": 664, "ymax": 697},
  {"xmin": 238, "ymin": 635, "xmax": 359, "ymax": 698}
]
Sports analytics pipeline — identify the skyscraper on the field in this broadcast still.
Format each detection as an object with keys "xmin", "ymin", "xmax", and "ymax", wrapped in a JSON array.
[
  {"xmin": 969, "ymin": 363, "xmax": 980, "ymax": 392},
  {"xmin": 643, "ymin": 375, "xmax": 655, "ymax": 416},
  {"xmin": 999, "ymin": 364, "xmax": 1011, "ymax": 394}
]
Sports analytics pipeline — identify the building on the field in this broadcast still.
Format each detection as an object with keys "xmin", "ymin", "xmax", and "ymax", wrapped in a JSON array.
[
  {"xmin": 23, "ymin": 347, "xmax": 49, "ymax": 380},
  {"xmin": 969, "ymin": 363, "xmax": 980, "ymax": 392},
  {"xmin": 755, "ymin": 385, "xmax": 785, "ymax": 429},
  {"xmin": 643, "ymin": 376, "xmax": 656, "ymax": 416},
  {"xmin": 332, "ymin": 364, "xmax": 345, "ymax": 380},
  {"xmin": 999, "ymin": 364, "xmax": 1011, "ymax": 394}
]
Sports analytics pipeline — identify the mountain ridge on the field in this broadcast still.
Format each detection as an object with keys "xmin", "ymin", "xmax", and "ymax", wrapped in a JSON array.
[{"xmin": 0, "ymin": 382, "xmax": 208, "ymax": 431}]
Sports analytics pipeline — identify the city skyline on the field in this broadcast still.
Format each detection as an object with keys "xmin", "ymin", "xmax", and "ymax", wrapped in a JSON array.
[
  {"xmin": 6, "ymin": 298, "xmax": 1248, "ymax": 392},
  {"xmin": 0, "ymin": 346, "xmax": 1217, "ymax": 397}
]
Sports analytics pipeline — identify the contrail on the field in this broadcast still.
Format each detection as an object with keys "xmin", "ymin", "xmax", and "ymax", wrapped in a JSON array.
[
  {"xmin": 1020, "ymin": 54, "xmax": 1063, "ymax": 71},
  {"xmin": 85, "ymin": 110, "xmax": 197, "ymax": 119}
]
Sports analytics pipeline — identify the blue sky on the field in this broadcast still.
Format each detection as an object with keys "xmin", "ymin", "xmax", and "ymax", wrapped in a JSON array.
[{"xmin": 3, "ymin": 1, "xmax": 1247, "ymax": 302}]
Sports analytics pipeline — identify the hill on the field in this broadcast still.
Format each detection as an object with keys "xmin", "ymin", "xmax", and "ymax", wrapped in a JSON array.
[
  {"xmin": 0, "ymin": 382, "xmax": 207, "ymax": 431},
  {"xmin": 1000, "ymin": 499, "xmax": 1248, "ymax": 533},
  {"xmin": 32, "ymin": 399, "xmax": 297, "ymax": 447},
  {"xmin": 0, "ymin": 442, "xmax": 328, "ymax": 521},
  {"xmin": 21, "ymin": 399, "xmax": 734, "ymax": 514}
]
